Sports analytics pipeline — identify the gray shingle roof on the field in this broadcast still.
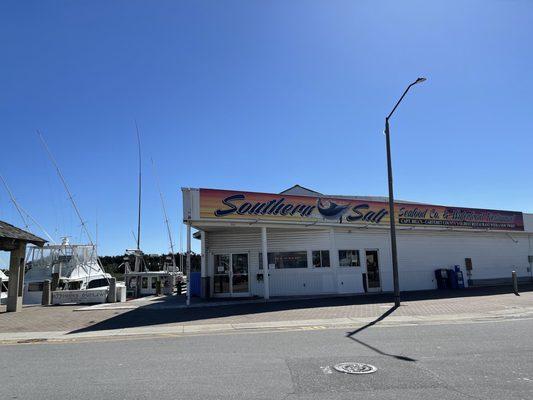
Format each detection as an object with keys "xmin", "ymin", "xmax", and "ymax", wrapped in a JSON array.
[{"xmin": 0, "ymin": 220, "xmax": 46, "ymax": 247}]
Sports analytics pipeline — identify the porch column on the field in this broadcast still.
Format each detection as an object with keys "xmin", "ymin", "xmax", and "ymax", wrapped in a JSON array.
[
  {"xmin": 200, "ymin": 230, "xmax": 209, "ymax": 298},
  {"xmin": 7, "ymin": 241, "xmax": 26, "ymax": 312},
  {"xmin": 261, "ymin": 227, "xmax": 270, "ymax": 300},
  {"xmin": 186, "ymin": 222, "xmax": 191, "ymax": 306}
]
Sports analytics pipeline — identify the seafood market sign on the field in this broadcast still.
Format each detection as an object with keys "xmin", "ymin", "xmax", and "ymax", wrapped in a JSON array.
[
  {"xmin": 199, "ymin": 189, "xmax": 524, "ymax": 231},
  {"xmin": 52, "ymin": 289, "xmax": 108, "ymax": 305}
]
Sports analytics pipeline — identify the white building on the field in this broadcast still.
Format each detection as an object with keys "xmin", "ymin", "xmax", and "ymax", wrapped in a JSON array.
[{"xmin": 182, "ymin": 185, "xmax": 533, "ymax": 299}]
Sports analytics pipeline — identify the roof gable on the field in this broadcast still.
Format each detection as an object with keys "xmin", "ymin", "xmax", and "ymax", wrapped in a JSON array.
[{"xmin": 279, "ymin": 184, "xmax": 323, "ymax": 197}]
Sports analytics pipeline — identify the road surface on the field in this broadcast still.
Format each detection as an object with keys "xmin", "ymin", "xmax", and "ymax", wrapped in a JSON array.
[{"xmin": 3, "ymin": 316, "xmax": 533, "ymax": 399}]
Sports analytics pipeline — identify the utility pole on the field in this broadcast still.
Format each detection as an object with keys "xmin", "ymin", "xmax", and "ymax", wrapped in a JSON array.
[{"xmin": 384, "ymin": 77, "xmax": 426, "ymax": 307}]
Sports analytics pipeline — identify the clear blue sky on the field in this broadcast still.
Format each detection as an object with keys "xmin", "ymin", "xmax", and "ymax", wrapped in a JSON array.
[{"xmin": 0, "ymin": 1, "xmax": 532, "ymax": 258}]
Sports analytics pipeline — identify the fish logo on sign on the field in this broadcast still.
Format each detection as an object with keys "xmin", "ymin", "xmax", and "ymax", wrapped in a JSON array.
[{"xmin": 317, "ymin": 198, "xmax": 349, "ymax": 220}]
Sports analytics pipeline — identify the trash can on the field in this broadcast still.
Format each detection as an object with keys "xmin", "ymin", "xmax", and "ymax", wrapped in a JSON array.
[
  {"xmin": 435, "ymin": 269, "xmax": 449, "ymax": 289},
  {"xmin": 447, "ymin": 269, "xmax": 458, "ymax": 289}
]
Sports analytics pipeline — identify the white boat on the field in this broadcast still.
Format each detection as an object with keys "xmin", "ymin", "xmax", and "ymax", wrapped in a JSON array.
[
  {"xmin": 0, "ymin": 269, "xmax": 8, "ymax": 305},
  {"xmin": 23, "ymin": 237, "xmax": 111, "ymax": 304}
]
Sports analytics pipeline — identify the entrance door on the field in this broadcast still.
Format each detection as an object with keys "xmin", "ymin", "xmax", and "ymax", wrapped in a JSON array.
[
  {"xmin": 365, "ymin": 250, "xmax": 381, "ymax": 292},
  {"xmin": 213, "ymin": 254, "xmax": 230, "ymax": 295},
  {"xmin": 231, "ymin": 253, "xmax": 249, "ymax": 295},
  {"xmin": 213, "ymin": 253, "xmax": 249, "ymax": 296}
]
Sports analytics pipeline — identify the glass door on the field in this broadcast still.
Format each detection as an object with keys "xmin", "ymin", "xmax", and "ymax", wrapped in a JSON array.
[
  {"xmin": 231, "ymin": 253, "xmax": 249, "ymax": 294},
  {"xmin": 213, "ymin": 253, "xmax": 249, "ymax": 296},
  {"xmin": 213, "ymin": 254, "xmax": 230, "ymax": 294},
  {"xmin": 365, "ymin": 250, "xmax": 381, "ymax": 292}
]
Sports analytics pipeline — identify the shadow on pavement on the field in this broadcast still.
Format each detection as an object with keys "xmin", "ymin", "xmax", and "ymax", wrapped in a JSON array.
[
  {"xmin": 345, "ymin": 304, "xmax": 417, "ymax": 362},
  {"xmin": 68, "ymin": 284, "xmax": 533, "ymax": 335}
]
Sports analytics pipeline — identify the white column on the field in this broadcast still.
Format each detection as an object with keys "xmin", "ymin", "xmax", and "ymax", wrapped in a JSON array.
[
  {"xmin": 261, "ymin": 227, "xmax": 270, "ymax": 300},
  {"xmin": 200, "ymin": 230, "xmax": 208, "ymax": 298},
  {"xmin": 200, "ymin": 231, "xmax": 206, "ymax": 278},
  {"xmin": 186, "ymin": 223, "xmax": 191, "ymax": 306},
  {"xmin": 329, "ymin": 228, "xmax": 338, "ymax": 267}
]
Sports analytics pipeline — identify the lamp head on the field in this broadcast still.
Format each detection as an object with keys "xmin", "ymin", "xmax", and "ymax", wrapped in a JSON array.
[{"xmin": 414, "ymin": 77, "xmax": 427, "ymax": 84}]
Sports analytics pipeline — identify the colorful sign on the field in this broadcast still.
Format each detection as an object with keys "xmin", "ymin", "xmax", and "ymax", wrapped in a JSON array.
[{"xmin": 199, "ymin": 188, "xmax": 524, "ymax": 231}]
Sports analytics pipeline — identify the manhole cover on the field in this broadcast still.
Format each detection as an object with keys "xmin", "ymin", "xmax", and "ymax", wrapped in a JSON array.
[{"xmin": 333, "ymin": 362, "xmax": 377, "ymax": 374}]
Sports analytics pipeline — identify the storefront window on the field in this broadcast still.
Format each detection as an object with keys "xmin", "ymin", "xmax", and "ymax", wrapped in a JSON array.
[
  {"xmin": 259, "ymin": 251, "xmax": 308, "ymax": 269},
  {"xmin": 339, "ymin": 250, "xmax": 360, "ymax": 267},
  {"xmin": 312, "ymin": 250, "xmax": 330, "ymax": 268}
]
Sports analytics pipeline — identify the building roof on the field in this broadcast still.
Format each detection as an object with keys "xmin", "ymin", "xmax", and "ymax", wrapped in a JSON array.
[
  {"xmin": 0, "ymin": 220, "xmax": 47, "ymax": 249},
  {"xmin": 279, "ymin": 184, "xmax": 324, "ymax": 196},
  {"xmin": 280, "ymin": 184, "xmax": 418, "ymax": 204}
]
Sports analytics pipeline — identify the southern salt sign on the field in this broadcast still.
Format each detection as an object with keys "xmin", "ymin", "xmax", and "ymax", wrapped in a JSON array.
[
  {"xmin": 199, "ymin": 188, "xmax": 524, "ymax": 231},
  {"xmin": 52, "ymin": 289, "xmax": 108, "ymax": 305}
]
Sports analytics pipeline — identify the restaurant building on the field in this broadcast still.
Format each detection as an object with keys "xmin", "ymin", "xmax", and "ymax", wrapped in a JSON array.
[{"xmin": 182, "ymin": 185, "xmax": 533, "ymax": 299}]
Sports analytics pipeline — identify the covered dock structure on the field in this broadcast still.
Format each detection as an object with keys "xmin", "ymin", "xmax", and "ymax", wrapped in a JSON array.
[{"xmin": 0, "ymin": 220, "xmax": 46, "ymax": 312}]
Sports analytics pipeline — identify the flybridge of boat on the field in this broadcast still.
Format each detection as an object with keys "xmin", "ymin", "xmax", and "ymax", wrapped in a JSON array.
[{"xmin": 26, "ymin": 238, "xmax": 103, "ymax": 280}]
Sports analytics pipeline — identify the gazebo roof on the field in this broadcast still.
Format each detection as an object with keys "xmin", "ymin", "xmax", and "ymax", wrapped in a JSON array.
[{"xmin": 0, "ymin": 220, "xmax": 47, "ymax": 250}]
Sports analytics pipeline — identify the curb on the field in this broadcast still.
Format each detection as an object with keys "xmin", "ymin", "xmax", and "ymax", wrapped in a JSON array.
[{"xmin": 2, "ymin": 307, "xmax": 533, "ymax": 345}]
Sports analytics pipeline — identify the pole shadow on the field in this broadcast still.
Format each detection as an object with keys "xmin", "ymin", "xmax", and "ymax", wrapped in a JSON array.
[{"xmin": 345, "ymin": 304, "xmax": 417, "ymax": 362}]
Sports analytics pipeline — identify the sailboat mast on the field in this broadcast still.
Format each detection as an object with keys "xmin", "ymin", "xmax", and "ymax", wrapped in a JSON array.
[{"xmin": 135, "ymin": 121, "xmax": 142, "ymax": 251}]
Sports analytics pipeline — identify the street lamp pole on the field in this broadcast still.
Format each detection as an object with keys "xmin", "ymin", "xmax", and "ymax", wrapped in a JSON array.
[{"xmin": 385, "ymin": 77, "xmax": 426, "ymax": 307}]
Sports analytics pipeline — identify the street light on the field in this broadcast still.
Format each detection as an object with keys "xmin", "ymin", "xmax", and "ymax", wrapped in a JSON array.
[{"xmin": 385, "ymin": 77, "xmax": 426, "ymax": 307}]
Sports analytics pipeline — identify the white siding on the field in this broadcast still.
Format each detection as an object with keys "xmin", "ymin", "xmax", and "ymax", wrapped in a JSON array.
[
  {"xmin": 204, "ymin": 226, "xmax": 533, "ymax": 297},
  {"xmin": 397, "ymin": 230, "xmax": 532, "ymax": 289},
  {"xmin": 205, "ymin": 228, "xmax": 364, "ymax": 297}
]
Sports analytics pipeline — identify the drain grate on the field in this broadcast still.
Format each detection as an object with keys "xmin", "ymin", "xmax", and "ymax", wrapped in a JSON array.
[{"xmin": 333, "ymin": 362, "xmax": 377, "ymax": 375}]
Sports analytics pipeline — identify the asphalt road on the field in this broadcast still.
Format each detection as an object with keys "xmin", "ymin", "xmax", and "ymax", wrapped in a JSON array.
[{"xmin": 3, "ymin": 318, "xmax": 533, "ymax": 400}]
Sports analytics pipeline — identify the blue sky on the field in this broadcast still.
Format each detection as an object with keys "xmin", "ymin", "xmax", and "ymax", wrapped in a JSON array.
[{"xmin": 0, "ymin": 1, "xmax": 532, "ymax": 258}]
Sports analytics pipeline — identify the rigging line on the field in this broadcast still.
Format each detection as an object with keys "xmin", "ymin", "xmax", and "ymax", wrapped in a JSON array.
[
  {"xmin": 151, "ymin": 158, "xmax": 176, "ymax": 257},
  {"xmin": 19, "ymin": 207, "xmax": 56, "ymax": 244},
  {"xmin": 135, "ymin": 121, "xmax": 142, "ymax": 250},
  {"xmin": 0, "ymin": 173, "xmax": 56, "ymax": 243},
  {"xmin": 131, "ymin": 230, "xmax": 138, "ymax": 248},
  {"xmin": 37, "ymin": 130, "xmax": 94, "ymax": 246},
  {"xmin": 0, "ymin": 173, "xmax": 30, "ymax": 230}
]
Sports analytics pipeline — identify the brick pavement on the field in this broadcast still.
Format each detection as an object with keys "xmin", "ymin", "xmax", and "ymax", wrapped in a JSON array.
[{"xmin": 1, "ymin": 285, "xmax": 532, "ymax": 334}]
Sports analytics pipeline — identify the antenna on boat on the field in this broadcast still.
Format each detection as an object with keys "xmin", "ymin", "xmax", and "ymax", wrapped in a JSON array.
[
  {"xmin": 135, "ymin": 121, "xmax": 142, "ymax": 251},
  {"xmin": 95, "ymin": 209, "xmax": 98, "ymax": 249},
  {"xmin": 0, "ymin": 173, "xmax": 56, "ymax": 243},
  {"xmin": 37, "ymin": 130, "xmax": 94, "ymax": 246},
  {"xmin": 151, "ymin": 158, "xmax": 176, "ymax": 272}
]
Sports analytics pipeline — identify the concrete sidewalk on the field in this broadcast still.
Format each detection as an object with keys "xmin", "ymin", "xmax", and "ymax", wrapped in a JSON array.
[
  {"xmin": 2, "ymin": 304, "xmax": 533, "ymax": 344},
  {"xmin": 1, "ymin": 286, "xmax": 533, "ymax": 344}
]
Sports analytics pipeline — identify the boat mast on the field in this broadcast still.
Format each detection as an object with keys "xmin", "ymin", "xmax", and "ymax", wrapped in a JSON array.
[
  {"xmin": 135, "ymin": 121, "xmax": 142, "ymax": 251},
  {"xmin": 151, "ymin": 158, "xmax": 176, "ymax": 272}
]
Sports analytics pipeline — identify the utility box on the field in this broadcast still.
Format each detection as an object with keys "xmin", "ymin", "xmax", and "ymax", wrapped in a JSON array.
[{"xmin": 116, "ymin": 283, "xmax": 126, "ymax": 302}]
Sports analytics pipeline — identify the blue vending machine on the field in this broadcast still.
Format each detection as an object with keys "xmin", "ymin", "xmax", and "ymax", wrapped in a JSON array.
[{"xmin": 454, "ymin": 265, "xmax": 465, "ymax": 289}]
